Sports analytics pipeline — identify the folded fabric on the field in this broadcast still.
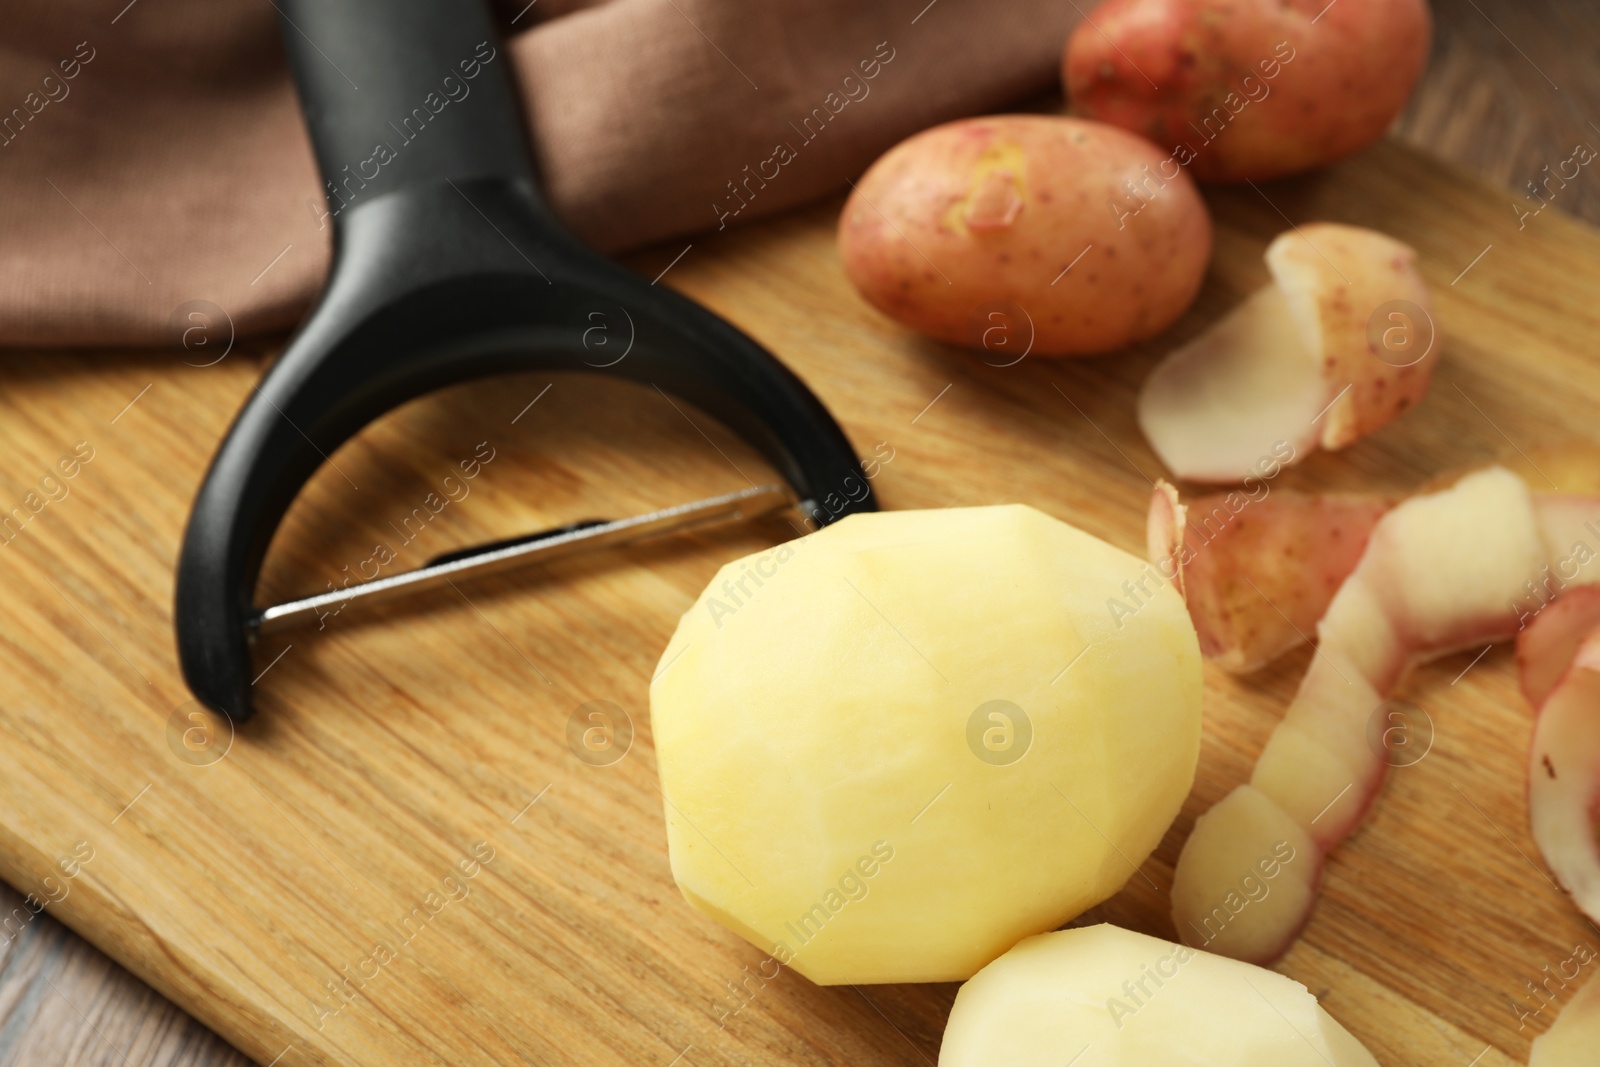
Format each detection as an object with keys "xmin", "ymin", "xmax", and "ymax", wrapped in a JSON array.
[{"xmin": 0, "ymin": 0, "xmax": 1079, "ymax": 347}]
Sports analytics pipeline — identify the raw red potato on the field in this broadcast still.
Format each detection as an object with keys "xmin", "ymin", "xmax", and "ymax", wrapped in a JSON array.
[
  {"xmin": 1139, "ymin": 223, "xmax": 1436, "ymax": 483},
  {"xmin": 1172, "ymin": 466, "xmax": 1550, "ymax": 963},
  {"xmin": 1149, "ymin": 482, "xmax": 1390, "ymax": 671},
  {"xmin": 1531, "ymin": 971, "xmax": 1600, "ymax": 1065},
  {"xmin": 1063, "ymin": 0, "xmax": 1433, "ymax": 182},
  {"xmin": 838, "ymin": 115, "xmax": 1212, "ymax": 357}
]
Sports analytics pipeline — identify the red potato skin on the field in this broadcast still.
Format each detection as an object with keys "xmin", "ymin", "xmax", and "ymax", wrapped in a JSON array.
[
  {"xmin": 1266, "ymin": 223, "xmax": 1437, "ymax": 450},
  {"xmin": 1521, "ymin": 627, "xmax": 1600, "ymax": 931},
  {"xmin": 1517, "ymin": 585, "xmax": 1600, "ymax": 711},
  {"xmin": 1147, "ymin": 481, "xmax": 1188, "ymax": 600},
  {"xmin": 1180, "ymin": 490, "xmax": 1391, "ymax": 671},
  {"xmin": 1064, "ymin": 0, "xmax": 1433, "ymax": 182},
  {"xmin": 838, "ymin": 115, "xmax": 1213, "ymax": 356}
]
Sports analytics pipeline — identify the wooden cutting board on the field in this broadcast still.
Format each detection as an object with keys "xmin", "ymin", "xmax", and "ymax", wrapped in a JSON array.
[{"xmin": 2, "ymin": 138, "xmax": 1597, "ymax": 1066}]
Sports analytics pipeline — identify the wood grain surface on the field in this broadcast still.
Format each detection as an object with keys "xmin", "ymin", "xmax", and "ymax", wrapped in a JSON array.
[{"xmin": 2, "ymin": 2, "xmax": 1597, "ymax": 1064}]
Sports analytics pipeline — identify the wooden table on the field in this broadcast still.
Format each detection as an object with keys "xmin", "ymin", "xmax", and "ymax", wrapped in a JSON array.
[{"xmin": 1, "ymin": 1, "xmax": 1594, "ymax": 1063}]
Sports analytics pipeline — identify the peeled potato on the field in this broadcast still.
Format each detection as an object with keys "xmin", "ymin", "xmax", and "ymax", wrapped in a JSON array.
[
  {"xmin": 650, "ymin": 506, "xmax": 1202, "ymax": 984},
  {"xmin": 939, "ymin": 924, "xmax": 1379, "ymax": 1065},
  {"xmin": 839, "ymin": 115, "xmax": 1212, "ymax": 357}
]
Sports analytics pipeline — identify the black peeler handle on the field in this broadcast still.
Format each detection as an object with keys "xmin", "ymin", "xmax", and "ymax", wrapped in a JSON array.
[
  {"xmin": 279, "ymin": 0, "xmax": 539, "ymax": 216},
  {"xmin": 175, "ymin": 0, "xmax": 877, "ymax": 722}
]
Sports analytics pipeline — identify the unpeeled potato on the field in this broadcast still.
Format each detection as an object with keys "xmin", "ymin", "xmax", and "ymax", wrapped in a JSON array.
[
  {"xmin": 839, "ymin": 115, "xmax": 1212, "ymax": 357},
  {"xmin": 650, "ymin": 505, "xmax": 1202, "ymax": 984},
  {"xmin": 1064, "ymin": 0, "xmax": 1432, "ymax": 182}
]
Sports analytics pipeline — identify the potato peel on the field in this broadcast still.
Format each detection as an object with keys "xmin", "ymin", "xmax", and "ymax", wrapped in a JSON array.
[
  {"xmin": 1151, "ymin": 486, "xmax": 1390, "ymax": 672},
  {"xmin": 1147, "ymin": 480, "xmax": 1188, "ymax": 603},
  {"xmin": 1138, "ymin": 223, "xmax": 1435, "ymax": 484},
  {"xmin": 1173, "ymin": 467, "xmax": 1550, "ymax": 963},
  {"xmin": 1518, "ymin": 602, "xmax": 1600, "ymax": 929},
  {"xmin": 1517, "ymin": 585, "xmax": 1600, "ymax": 711}
]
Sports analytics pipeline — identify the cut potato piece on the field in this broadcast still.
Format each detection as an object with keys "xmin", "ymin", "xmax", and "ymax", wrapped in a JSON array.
[
  {"xmin": 1174, "ymin": 467, "xmax": 1548, "ymax": 962},
  {"xmin": 651, "ymin": 505, "xmax": 1203, "ymax": 985},
  {"xmin": 1139, "ymin": 224, "xmax": 1435, "ymax": 483},
  {"xmin": 938, "ymin": 924, "xmax": 1378, "ymax": 1066},
  {"xmin": 1531, "ymin": 972, "xmax": 1600, "ymax": 1066},
  {"xmin": 1153, "ymin": 485, "xmax": 1390, "ymax": 671}
]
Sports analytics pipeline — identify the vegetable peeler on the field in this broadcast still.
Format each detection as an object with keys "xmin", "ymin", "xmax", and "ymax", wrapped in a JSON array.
[{"xmin": 174, "ymin": 0, "xmax": 876, "ymax": 722}]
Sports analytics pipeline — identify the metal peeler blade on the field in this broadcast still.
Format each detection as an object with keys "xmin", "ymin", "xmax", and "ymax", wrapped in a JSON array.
[{"xmin": 251, "ymin": 484, "xmax": 795, "ymax": 635}]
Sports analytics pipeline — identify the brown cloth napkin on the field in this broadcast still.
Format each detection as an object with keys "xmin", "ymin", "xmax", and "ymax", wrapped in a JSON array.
[{"xmin": 0, "ymin": 0, "xmax": 1080, "ymax": 348}]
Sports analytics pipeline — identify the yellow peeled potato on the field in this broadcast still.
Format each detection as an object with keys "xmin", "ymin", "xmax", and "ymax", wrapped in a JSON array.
[
  {"xmin": 940, "ymin": 924, "xmax": 1379, "ymax": 1065},
  {"xmin": 650, "ymin": 505, "xmax": 1202, "ymax": 985}
]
